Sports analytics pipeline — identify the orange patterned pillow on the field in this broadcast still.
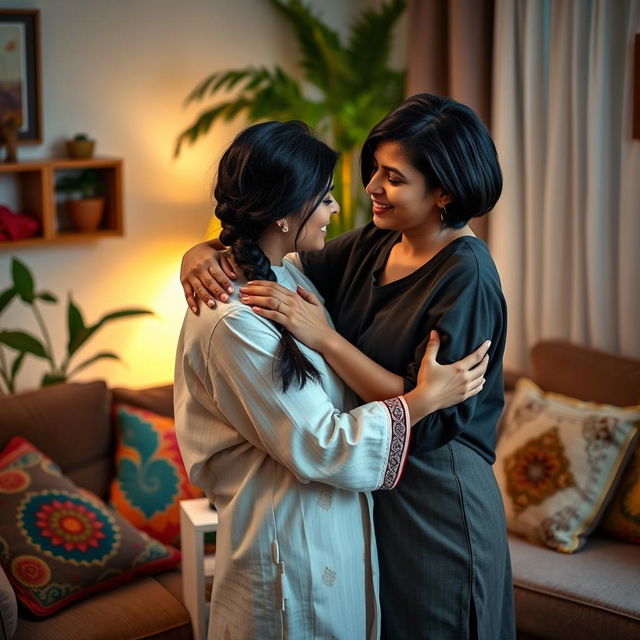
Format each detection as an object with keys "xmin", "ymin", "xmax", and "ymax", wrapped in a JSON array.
[
  {"xmin": 599, "ymin": 444, "xmax": 640, "ymax": 544},
  {"xmin": 110, "ymin": 403, "xmax": 202, "ymax": 546}
]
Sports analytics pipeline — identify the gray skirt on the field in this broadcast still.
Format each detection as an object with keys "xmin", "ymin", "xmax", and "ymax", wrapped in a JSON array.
[{"xmin": 373, "ymin": 439, "xmax": 515, "ymax": 640}]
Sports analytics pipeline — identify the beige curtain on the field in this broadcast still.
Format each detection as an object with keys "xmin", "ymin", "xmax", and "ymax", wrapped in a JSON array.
[
  {"xmin": 406, "ymin": 0, "xmax": 495, "ymax": 240},
  {"xmin": 490, "ymin": 0, "xmax": 640, "ymax": 370}
]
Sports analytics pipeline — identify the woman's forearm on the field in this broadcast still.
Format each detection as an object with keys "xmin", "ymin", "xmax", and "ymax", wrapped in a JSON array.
[{"xmin": 319, "ymin": 331, "xmax": 405, "ymax": 402}]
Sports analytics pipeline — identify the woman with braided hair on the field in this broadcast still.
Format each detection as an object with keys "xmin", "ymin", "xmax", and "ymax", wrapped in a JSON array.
[
  {"xmin": 173, "ymin": 120, "xmax": 490, "ymax": 639},
  {"xmin": 180, "ymin": 94, "xmax": 516, "ymax": 639}
]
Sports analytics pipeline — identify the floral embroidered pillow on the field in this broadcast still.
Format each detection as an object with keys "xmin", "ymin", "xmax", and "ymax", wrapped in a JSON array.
[
  {"xmin": 599, "ymin": 443, "xmax": 640, "ymax": 544},
  {"xmin": 494, "ymin": 378, "xmax": 640, "ymax": 553},
  {"xmin": 110, "ymin": 403, "xmax": 202, "ymax": 547},
  {"xmin": 0, "ymin": 437, "xmax": 180, "ymax": 617}
]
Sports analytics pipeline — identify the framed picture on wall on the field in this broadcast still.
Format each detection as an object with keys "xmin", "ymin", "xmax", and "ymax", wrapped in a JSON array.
[{"xmin": 0, "ymin": 9, "xmax": 42, "ymax": 144}]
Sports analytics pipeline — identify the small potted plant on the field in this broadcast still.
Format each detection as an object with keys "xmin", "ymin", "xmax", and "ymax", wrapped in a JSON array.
[
  {"xmin": 55, "ymin": 170, "xmax": 105, "ymax": 233},
  {"xmin": 65, "ymin": 133, "xmax": 95, "ymax": 159}
]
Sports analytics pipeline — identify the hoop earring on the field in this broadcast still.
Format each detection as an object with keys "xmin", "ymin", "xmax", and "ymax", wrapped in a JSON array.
[{"xmin": 439, "ymin": 205, "xmax": 447, "ymax": 226}]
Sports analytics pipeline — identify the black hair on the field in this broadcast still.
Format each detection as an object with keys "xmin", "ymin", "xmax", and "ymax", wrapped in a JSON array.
[
  {"xmin": 214, "ymin": 120, "xmax": 338, "ymax": 392},
  {"xmin": 360, "ymin": 93, "xmax": 502, "ymax": 228}
]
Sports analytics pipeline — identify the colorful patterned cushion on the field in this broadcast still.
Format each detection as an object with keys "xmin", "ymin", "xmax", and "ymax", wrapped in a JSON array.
[
  {"xmin": 0, "ymin": 437, "xmax": 180, "ymax": 617},
  {"xmin": 495, "ymin": 378, "xmax": 640, "ymax": 553},
  {"xmin": 599, "ymin": 443, "xmax": 640, "ymax": 544},
  {"xmin": 110, "ymin": 403, "xmax": 202, "ymax": 546}
]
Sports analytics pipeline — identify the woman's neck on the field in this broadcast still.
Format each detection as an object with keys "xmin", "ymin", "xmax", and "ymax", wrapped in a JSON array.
[
  {"xmin": 398, "ymin": 216, "xmax": 473, "ymax": 260},
  {"xmin": 258, "ymin": 226, "xmax": 288, "ymax": 267}
]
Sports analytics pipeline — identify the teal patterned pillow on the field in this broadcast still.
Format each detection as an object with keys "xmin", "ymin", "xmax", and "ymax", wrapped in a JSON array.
[
  {"xmin": 110, "ymin": 403, "xmax": 202, "ymax": 546},
  {"xmin": 0, "ymin": 437, "xmax": 180, "ymax": 617}
]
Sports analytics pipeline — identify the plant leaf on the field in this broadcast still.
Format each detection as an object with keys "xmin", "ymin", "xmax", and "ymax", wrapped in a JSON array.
[
  {"xmin": 41, "ymin": 372, "xmax": 67, "ymax": 387},
  {"xmin": 68, "ymin": 351, "xmax": 120, "ymax": 376},
  {"xmin": 10, "ymin": 350, "xmax": 26, "ymax": 379},
  {"xmin": 67, "ymin": 308, "xmax": 153, "ymax": 356},
  {"xmin": 0, "ymin": 287, "xmax": 16, "ymax": 315},
  {"xmin": 36, "ymin": 291, "xmax": 58, "ymax": 303},
  {"xmin": 67, "ymin": 296, "xmax": 86, "ymax": 356},
  {"xmin": 346, "ymin": 0, "xmax": 405, "ymax": 89},
  {"xmin": 269, "ymin": 0, "xmax": 351, "ymax": 99},
  {"xmin": 11, "ymin": 258, "xmax": 35, "ymax": 301},
  {"xmin": 0, "ymin": 330, "xmax": 48, "ymax": 358}
]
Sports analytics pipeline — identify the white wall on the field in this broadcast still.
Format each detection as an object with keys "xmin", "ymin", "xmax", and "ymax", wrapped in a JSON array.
[{"xmin": 0, "ymin": 0, "xmax": 403, "ymax": 392}]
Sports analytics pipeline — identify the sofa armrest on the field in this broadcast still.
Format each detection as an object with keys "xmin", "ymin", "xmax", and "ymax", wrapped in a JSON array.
[
  {"xmin": 504, "ymin": 368, "xmax": 527, "ymax": 391},
  {"xmin": 0, "ymin": 564, "xmax": 17, "ymax": 640}
]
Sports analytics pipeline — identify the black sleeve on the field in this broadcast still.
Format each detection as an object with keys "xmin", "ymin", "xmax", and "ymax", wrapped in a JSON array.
[{"xmin": 404, "ymin": 251, "xmax": 506, "ymax": 453}]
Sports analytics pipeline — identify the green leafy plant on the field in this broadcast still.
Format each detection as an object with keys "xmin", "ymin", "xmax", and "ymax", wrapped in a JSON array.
[
  {"xmin": 0, "ymin": 258, "xmax": 153, "ymax": 393},
  {"xmin": 175, "ymin": 0, "xmax": 406, "ymax": 237},
  {"xmin": 55, "ymin": 169, "xmax": 104, "ymax": 200}
]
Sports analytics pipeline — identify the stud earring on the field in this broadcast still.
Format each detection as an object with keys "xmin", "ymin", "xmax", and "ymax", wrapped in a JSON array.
[
  {"xmin": 278, "ymin": 220, "xmax": 289, "ymax": 233},
  {"xmin": 439, "ymin": 205, "xmax": 447, "ymax": 225}
]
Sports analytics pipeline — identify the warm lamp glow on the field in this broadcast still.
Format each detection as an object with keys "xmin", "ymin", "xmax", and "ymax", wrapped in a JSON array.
[{"xmin": 206, "ymin": 216, "xmax": 222, "ymax": 241}]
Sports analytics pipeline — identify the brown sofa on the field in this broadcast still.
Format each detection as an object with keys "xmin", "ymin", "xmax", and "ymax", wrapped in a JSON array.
[
  {"xmin": 0, "ymin": 381, "xmax": 191, "ymax": 640},
  {"xmin": 504, "ymin": 341, "xmax": 640, "ymax": 640},
  {"xmin": 1, "ymin": 341, "xmax": 639, "ymax": 640}
]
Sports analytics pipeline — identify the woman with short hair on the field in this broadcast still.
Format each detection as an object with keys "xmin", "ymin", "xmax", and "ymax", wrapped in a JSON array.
[{"xmin": 174, "ymin": 118, "xmax": 490, "ymax": 640}]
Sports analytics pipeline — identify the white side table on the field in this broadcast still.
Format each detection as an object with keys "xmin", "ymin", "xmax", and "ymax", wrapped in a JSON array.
[{"xmin": 180, "ymin": 497, "xmax": 219, "ymax": 640}]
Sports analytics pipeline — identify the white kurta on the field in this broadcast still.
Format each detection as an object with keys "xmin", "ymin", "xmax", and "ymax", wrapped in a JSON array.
[{"xmin": 174, "ymin": 260, "xmax": 410, "ymax": 640}]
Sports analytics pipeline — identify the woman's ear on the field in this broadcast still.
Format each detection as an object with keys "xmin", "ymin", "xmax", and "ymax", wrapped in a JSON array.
[{"xmin": 433, "ymin": 188, "xmax": 453, "ymax": 208}]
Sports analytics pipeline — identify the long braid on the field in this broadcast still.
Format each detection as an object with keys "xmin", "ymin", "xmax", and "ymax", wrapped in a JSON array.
[{"xmin": 216, "ymin": 198, "xmax": 322, "ymax": 393}]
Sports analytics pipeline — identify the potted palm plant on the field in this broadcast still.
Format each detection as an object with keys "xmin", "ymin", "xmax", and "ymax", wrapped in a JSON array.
[
  {"xmin": 55, "ymin": 169, "xmax": 105, "ymax": 233},
  {"xmin": 175, "ymin": 0, "xmax": 406, "ymax": 238}
]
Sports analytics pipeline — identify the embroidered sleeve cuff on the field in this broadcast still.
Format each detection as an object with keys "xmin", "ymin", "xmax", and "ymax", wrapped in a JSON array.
[{"xmin": 377, "ymin": 396, "xmax": 411, "ymax": 490}]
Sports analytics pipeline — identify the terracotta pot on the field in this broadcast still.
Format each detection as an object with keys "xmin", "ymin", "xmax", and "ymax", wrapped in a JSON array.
[
  {"xmin": 65, "ymin": 139, "xmax": 95, "ymax": 159},
  {"xmin": 67, "ymin": 198, "xmax": 105, "ymax": 232}
]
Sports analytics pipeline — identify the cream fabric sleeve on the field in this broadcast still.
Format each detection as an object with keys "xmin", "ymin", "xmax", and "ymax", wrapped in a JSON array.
[{"xmin": 205, "ymin": 307, "xmax": 410, "ymax": 491}]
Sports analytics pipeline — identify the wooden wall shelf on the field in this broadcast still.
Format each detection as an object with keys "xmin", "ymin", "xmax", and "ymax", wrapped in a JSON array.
[{"xmin": 0, "ymin": 157, "xmax": 123, "ymax": 248}]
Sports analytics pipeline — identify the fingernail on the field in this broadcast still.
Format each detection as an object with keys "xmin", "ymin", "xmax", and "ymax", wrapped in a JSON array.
[
  {"xmin": 206, "ymin": 299, "xmax": 215, "ymax": 308},
  {"xmin": 227, "ymin": 286, "xmax": 234, "ymax": 294},
  {"xmin": 220, "ymin": 293, "xmax": 229, "ymax": 302},
  {"xmin": 239, "ymin": 296, "xmax": 250, "ymax": 303},
  {"xmin": 486, "ymin": 340, "xmax": 491, "ymax": 346},
  {"xmin": 191, "ymin": 306, "xmax": 197, "ymax": 313},
  {"xmin": 239, "ymin": 286, "xmax": 248, "ymax": 292}
]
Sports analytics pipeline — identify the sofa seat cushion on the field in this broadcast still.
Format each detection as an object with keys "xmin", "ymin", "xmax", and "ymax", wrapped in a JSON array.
[
  {"xmin": 509, "ymin": 533, "xmax": 640, "ymax": 639},
  {"xmin": 15, "ymin": 576, "xmax": 191, "ymax": 640}
]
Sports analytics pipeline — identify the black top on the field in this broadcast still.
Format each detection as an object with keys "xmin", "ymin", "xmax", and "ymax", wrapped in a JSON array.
[{"xmin": 300, "ymin": 222, "xmax": 507, "ymax": 464}]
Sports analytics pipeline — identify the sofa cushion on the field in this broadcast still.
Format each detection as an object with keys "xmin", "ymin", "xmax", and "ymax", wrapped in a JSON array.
[
  {"xmin": 0, "ymin": 437, "xmax": 180, "ymax": 617},
  {"xmin": 495, "ymin": 378, "xmax": 640, "ymax": 552},
  {"xmin": 14, "ymin": 576, "xmax": 191, "ymax": 640},
  {"xmin": 0, "ymin": 381, "xmax": 113, "ymax": 500},
  {"xmin": 110, "ymin": 403, "xmax": 202, "ymax": 546},
  {"xmin": 0, "ymin": 564, "xmax": 17, "ymax": 640},
  {"xmin": 510, "ymin": 533, "xmax": 640, "ymax": 639},
  {"xmin": 599, "ymin": 443, "xmax": 640, "ymax": 544}
]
